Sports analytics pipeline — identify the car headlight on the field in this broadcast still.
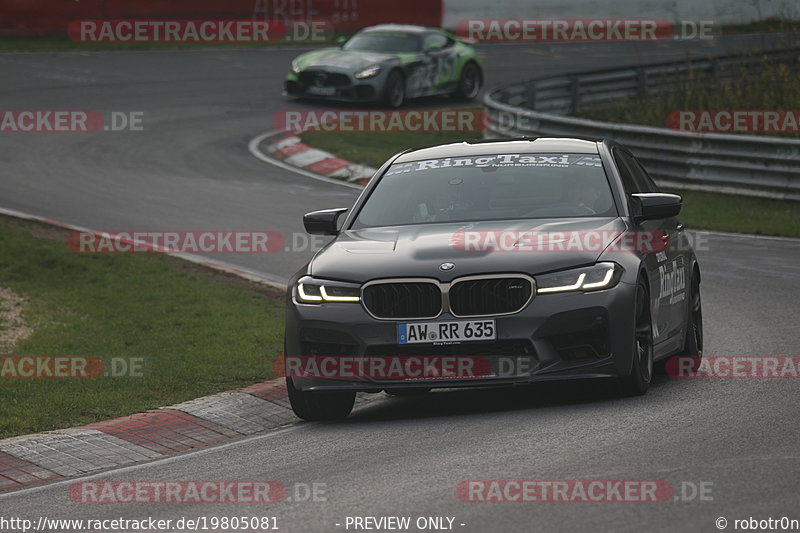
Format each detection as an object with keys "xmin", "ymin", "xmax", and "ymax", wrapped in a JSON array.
[
  {"xmin": 295, "ymin": 277, "xmax": 361, "ymax": 303},
  {"xmin": 536, "ymin": 262, "xmax": 620, "ymax": 294},
  {"xmin": 290, "ymin": 59, "xmax": 301, "ymax": 73},
  {"xmin": 354, "ymin": 65, "xmax": 381, "ymax": 79}
]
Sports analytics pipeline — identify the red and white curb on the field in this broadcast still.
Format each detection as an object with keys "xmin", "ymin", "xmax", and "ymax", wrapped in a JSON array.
[
  {"xmin": 0, "ymin": 362, "xmax": 383, "ymax": 493},
  {"xmin": 0, "ymin": 382, "xmax": 289, "ymax": 490},
  {"xmin": 258, "ymin": 133, "xmax": 376, "ymax": 186},
  {"xmin": 0, "ymin": 208, "xmax": 384, "ymax": 492}
]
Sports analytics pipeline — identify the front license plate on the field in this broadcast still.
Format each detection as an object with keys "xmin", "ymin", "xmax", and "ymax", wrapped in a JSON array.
[
  {"xmin": 397, "ymin": 320, "xmax": 496, "ymax": 344},
  {"xmin": 307, "ymin": 86, "xmax": 336, "ymax": 96}
]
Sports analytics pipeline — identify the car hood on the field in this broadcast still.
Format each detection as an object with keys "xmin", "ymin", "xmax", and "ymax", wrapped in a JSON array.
[
  {"xmin": 296, "ymin": 48, "xmax": 398, "ymax": 71},
  {"xmin": 309, "ymin": 217, "xmax": 629, "ymax": 282}
]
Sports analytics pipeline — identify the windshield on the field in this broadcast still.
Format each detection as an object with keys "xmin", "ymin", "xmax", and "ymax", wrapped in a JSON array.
[
  {"xmin": 352, "ymin": 153, "xmax": 617, "ymax": 229},
  {"xmin": 343, "ymin": 31, "xmax": 421, "ymax": 53}
]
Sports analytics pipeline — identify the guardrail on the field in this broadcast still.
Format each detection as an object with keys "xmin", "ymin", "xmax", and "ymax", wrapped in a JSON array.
[{"xmin": 483, "ymin": 48, "xmax": 800, "ymax": 201}]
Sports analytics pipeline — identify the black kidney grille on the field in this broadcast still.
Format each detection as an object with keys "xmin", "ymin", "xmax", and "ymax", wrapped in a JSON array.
[
  {"xmin": 449, "ymin": 277, "xmax": 532, "ymax": 316},
  {"xmin": 363, "ymin": 282, "xmax": 441, "ymax": 319}
]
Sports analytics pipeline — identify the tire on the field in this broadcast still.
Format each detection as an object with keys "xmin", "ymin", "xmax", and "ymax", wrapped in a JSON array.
[
  {"xmin": 383, "ymin": 70, "xmax": 405, "ymax": 108},
  {"xmin": 454, "ymin": 62, "xmax": 482, "ymax": 100},
  {"xmin": 286, "ymin": 378, "xmax": 355, "ymax": 421},
  {"xmin": 679, "ymin": 270, "xmax": 703, "ymax": 368},
  {"xmin": 619, "ymin": 279, "xmax": 654, "ymax": 396}
]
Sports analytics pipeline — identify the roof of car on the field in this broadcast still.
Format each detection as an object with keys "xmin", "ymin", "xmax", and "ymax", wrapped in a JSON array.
[
  {"xmin": 393, "ymin": 138, "xmax": 601, "ymax": 163},
  {"xmin": 360, "ymin": 24, "xmax": 437, "ymax": 34}
]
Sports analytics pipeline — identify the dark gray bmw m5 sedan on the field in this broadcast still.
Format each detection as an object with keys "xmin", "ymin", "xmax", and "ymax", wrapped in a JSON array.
[{"xmin": 284, "ymin": 138, "xmax": 703, "ymax": 420}]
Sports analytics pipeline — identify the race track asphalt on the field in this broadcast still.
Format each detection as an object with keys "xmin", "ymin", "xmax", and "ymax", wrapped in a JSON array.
[{"xmin": 1, "ymin": 34, "xmax": 798, "ymax": 532}]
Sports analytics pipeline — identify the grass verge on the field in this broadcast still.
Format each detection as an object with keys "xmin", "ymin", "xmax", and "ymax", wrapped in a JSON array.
[
  {"xmin": 0, "ymin": 216, "xmax": 284, "ymax": 439},
  {"xmin": 659, "ymin": 188, "xmax": 800, "ymax": 237},
  {"xmin": 300, "ymin": 131, "xmax": 800, "ymax": 237}
]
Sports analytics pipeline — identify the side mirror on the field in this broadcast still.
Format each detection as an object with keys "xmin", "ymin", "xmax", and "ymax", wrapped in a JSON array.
[
  {"xmin": 425, "ymin": 42, "xmax": 443, "ymax": 53},
  {"xmin": 303, "ymin": 207, "xmax": 348, "ymax": 235},
  {"xmin": 630, "ymin": 193, "xmax": 682, "ymax": 222},
  {"xmin": 336, "ymin": 35, "xmax": 347, "ymax": 47}
]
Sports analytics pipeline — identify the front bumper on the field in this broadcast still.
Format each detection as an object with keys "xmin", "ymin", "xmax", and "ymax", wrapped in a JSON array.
[
  {"xmin": 285, "ymin": 280, "xmax": 638, "ymax": 392},
  {"xmin": 284, "ymin": 69, "xmax": 384, "ymax": 102}
]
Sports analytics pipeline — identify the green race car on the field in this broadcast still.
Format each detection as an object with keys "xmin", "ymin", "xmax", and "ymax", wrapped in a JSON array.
[{"xmin": 284, "ymin": 24, "xmax": 483, "ymax": 108}]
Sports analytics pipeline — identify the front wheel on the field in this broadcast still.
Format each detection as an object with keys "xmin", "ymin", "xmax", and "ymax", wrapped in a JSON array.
[
  {"xmin": 677, "ymin": 270, "xmax": 703, "ymax": 370},
  {"xmin": 383, "ymin": 71, "xmax": 405, "ymax": 108},
  {"xmin": 454, "ymin": 62, "xmax": 482, "ymax": 100},
  {"xmin": 619, "ymin": 279, "xmax": 654, "ymax": 396},
  {"xmin": 287, "ymin": 378, "xmax": 355, "ymax": 421}
]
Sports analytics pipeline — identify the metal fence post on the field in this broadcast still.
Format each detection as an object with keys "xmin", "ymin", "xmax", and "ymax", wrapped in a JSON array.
[
  {"xmin": 526, "ymin": 80, "xmax": 537, "ymax": 110},
  {"xmin": 637, "ymin": 67, "xmax": 647, "ymax": 99},
  {"xmin": 569, "ymin": 75, "xmax": 580, "ymax": 115}
]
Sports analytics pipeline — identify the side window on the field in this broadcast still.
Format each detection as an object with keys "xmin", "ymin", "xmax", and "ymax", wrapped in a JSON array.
[
  {"xmin": 424, "ymin": 33, "xmax": 448, "ymax": 51},
  {"xmin": 631, "ymin": 157, "xmax": 661, "ymax": 193},
  {"xmin": 612, "ymin": 149, "xmax": 643, "ymax": 194}
]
